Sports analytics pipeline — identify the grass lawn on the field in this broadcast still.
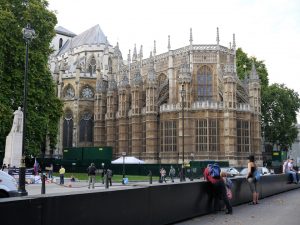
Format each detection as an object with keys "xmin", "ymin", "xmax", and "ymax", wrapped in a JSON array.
[{"xmin": 53, "ymin": 173, "xmax": 159, "ymax": 182}]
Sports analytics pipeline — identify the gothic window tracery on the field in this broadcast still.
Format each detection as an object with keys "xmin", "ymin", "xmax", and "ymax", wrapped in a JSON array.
[
  {"xmin": 79, "ymin": 112, "xmax": 93, "ymax": 144},
  {"xmin": 237, "ymin": 120, "xmax": 250, "ymax": 152},
  {"xmin": 63, "ymin": 110, "xmax": 73, "ymax": 148},
  {"xmin": 195, "ymin": 119, "xmax": 219, "ymax": 152},
  {"xmin": 88, "ymin": 56, "xmax": 96, "ymax": 76},
  {"xmin": 196, "ymin": 65, "xmax": 213, "ymax": 101},
  {"xmin": 64, "ymin": 84, "xmax": 75, "ymax": 99},
  {"xmin": 160, "ymin": 120, "xmax": 177, "ymax": 152}
]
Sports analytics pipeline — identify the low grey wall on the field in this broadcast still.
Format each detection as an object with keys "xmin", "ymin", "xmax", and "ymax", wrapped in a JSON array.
[{"xmin": 0, "ymin": 174, "xmax": 299, "ymax": 225}]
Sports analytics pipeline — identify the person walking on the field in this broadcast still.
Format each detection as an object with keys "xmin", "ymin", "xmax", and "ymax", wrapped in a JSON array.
[
  {"xmin": 87, "ymin": 163, "xmax": 97, "ymax": 189},
  {"xmin": 160, "ymin": 167, "xmax": 167, "ymax": 183},
  {"xmin": 246, "ymin": 155, "xmax": 259, "ymax": 204},
  {"xmin": 204, "ymin": 163, "xmax": 232, "ymax": 214},
  {"xmin": 106, "ymin": 168, "xmax": 113, "ymax": 186},
  {"xmin": 59, "ymin": 165, "xmax": 65, "ymax": 185},
  {"xmin": 48, "ymin": 164, "xmax": 53, "ymax": 179},
  {"xmin": 169, "ymin": 166, "xmax": 176, "ymax": 183}
]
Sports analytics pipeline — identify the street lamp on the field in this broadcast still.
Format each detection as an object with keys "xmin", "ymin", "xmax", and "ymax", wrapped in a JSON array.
[
  {"xmin": 180, "ymin": 84, "xmax": 186, "ymax": 182},
  {"xmin": 19, "ymin": 24, "xmax": 36, "ymax": 196},
  {"xmin": 122, "ymin": 152, "xmax": 126, "ymax": 184}
]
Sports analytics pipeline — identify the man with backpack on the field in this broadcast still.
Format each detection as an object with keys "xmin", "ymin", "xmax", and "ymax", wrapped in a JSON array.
[
  {"xmin": 203, "ymin": 163, "xmax": 232, "ymax": 215},
  {"xmin": 87, "ymin": 163, "xmax": 97, "ymax": 189}
]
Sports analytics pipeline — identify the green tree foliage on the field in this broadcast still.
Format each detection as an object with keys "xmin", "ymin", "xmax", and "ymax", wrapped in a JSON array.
[
  {"xmin": 236, "ymin": 48, "xmax": 269, "ymax": 88},
  {"xmin": 236, "ymin": 48, "xmax": 300, "ymax": 148},
  {"xmin": 261, "ymin": 84, "xmax": 300, "ymax": 148},
  {"xmin": 0, "ymin": 0, "xmax": 63, "ymax": 157}
]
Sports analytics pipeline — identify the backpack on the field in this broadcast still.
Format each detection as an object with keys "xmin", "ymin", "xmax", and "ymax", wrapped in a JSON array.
[
  {"xmin": 253, "ymin": 169, "xmax": 261, "ymax": 181},
  {"xmin": 208, "ymin": 163, "xmax": 221, "ymax": 178}
]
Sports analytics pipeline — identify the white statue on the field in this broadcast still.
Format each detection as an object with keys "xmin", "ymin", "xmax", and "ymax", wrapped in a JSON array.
[{"xmin": 10, "ymin": 107, "xmax": 23, "ymax": 133}]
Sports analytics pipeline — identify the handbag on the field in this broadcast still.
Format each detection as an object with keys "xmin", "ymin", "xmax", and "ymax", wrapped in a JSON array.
[
  {"xmin": 253, "ymin": 169, "xmax": 261, "ymax": 181},
  {"xmin": 226, "ymin": 187, "xmax": 232, "ymax": 200}
]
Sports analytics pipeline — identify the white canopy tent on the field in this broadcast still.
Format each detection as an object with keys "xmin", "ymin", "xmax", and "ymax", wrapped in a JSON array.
[{"xmin": 111, "ymin": 156, "xmax": 145, "ymax": 164}]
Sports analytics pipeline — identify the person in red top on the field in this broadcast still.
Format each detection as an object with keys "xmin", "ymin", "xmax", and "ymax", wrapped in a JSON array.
[{"xmin": 204, "ymin": 164, "xmax": 232, "ymax": 214}]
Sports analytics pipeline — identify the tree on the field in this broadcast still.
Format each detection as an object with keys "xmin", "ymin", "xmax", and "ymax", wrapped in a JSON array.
[
  {"xmin": 0, "ymin": 0, "xmax": 62, "ymax": 157},
  {"xmin": 262, "ymin": 84, "xmax": 300, "ymax": 148},
  {"xmin": 236, "ymin": 48, "xmax": 300, "ymax": 149},
  {"xmin": 236, "ymin": 48, "xmax": 269, "ymax": 88}
]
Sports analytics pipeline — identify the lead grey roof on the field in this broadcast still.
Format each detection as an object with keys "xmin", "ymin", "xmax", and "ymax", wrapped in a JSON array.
[
  {"xmin": 57, "ymin": 25, "xmax": 109, "ymax": 56},
  {"xmin": 55, "ymin": 26, "xmax": 76, "ymax": 37}
]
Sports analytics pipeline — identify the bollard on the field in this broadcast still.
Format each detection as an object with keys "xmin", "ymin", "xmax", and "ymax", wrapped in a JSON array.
[
  {"xmin": 149, "ymin": 171, "xmax": 152, "ymax": 184},
  {"xmin": 105, "ymin": 173, "xmax": 109, "ymax": 189},
  {"xmin": 41, "ymin": 173, "xmax": 46, "ymax": 194}
]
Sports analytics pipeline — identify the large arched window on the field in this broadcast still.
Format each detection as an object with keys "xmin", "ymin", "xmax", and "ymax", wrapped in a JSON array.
[
  {"xmin": 63, "ymin": 111, "xmax": 73, "ymax": 148},
  {"xmin": 196, "ymin": 65, "xmax": 213, "ymax": 101},
  {"xmin": 79, "ymin": 112, "xmax": 93, "ymax": 144}
]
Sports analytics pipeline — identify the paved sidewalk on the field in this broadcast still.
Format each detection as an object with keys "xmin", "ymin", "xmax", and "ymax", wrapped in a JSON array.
[{"xmin": 174, "ymin": 188, "xmax": 300, "ymax": 225}]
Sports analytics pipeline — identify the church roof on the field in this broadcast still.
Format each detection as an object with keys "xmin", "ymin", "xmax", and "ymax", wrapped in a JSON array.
[
  {"xmin": 57, "ymin": 25, "xmax": 109, "ymax": 56},
  {"xmin": 55, "ymin": 26, "xmax": 76, "ymax": 37}
]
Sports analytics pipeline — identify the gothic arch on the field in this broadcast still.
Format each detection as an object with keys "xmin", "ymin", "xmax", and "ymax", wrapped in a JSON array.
[
  {"xmin": 63, "ymin": 84, "xmax": 75, "ymax": 99},
  {"xmin": 79, "ymin": 111, "xmax": 94, "ymax": 144},
  {"xmin": 63, "ymin": 109, "xmax": 73, "ymax": 148},
  {"xmin": 87, "ymin": 54, "xmax": 97, "ymax": 76},
  {"xmin": 195, "ymin": 65, "xmax": 213, "ymax": 101},
  {"xmin": 157, "ymin": 73, "xmax": 169, "ymax": 105}
]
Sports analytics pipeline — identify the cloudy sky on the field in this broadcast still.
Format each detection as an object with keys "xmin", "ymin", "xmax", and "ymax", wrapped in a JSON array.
[{"xmin": 48, "ymin": 0, "xmax": 300, "ymax": 120}]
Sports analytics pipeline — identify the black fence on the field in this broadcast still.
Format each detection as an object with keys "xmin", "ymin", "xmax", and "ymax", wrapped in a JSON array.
[{"xmin": 0, "ymin": 174, "xmax": 299, "ymax": 225}]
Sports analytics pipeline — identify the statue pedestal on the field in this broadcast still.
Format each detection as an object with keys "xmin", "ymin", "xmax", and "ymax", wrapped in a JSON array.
[{"xmin": 3, "ymin": 133, "xmax": 23, "ymax": 167}]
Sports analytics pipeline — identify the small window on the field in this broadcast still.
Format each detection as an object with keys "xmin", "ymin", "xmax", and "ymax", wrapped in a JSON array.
[{"xmin": 59, "ymin": 38, "xmax": 63, "ymax": 49}]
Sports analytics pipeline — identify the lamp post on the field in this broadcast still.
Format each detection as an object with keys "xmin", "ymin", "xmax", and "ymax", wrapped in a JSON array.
[
  {"xmin": 180, "ymin": 84, "xmax": 186, "ymax": 182},
  {"xmin": 122, "ymin": 152, "xmax": 126, "ymax": 184},
  {"xmin": 19, "ymin": 24, "xmax": 35, "ymax": 196}
]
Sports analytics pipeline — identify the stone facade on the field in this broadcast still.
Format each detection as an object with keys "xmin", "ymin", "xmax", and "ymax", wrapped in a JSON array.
[{"xmin": 50, "ymin": 25, "xmax": 262, "ymax": 166}]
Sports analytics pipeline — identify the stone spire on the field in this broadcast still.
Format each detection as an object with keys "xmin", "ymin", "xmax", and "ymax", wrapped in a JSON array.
[
  {"xmin": 147, "ymin": 51, "xmax": 156, "ymax": 83},
  {"xmin": 189, "ymin": 28, "xmax": 193, "ymax": 46},
  {"xmin": 168, "ymin": 35, "xmax": 171, "ymax": 51},
  {"xmin": 127, "ymin": 49, "xmax": 131, "ymax": 63},
  {"xmin": 216, "ymin": 27, "xmax": 220, "ymax": 45},
  {"xmin": 108, "ymin": 75, "xmax": 117, "ymax": 91},
  {"xmin": 249, "ymin": 61, "xmax": 259, "ymax": 80},
  {"xmin": 132, "ymin": 44, "xmax": 137, "ymax": 62},
  {"xmin": 153, "ymin": 40, "xmax": 156, "ymax": 56},
  {"xmin": 139, "ymin": 45, "xmax": 143, "ymax": 59},
  {"xmin": 232, "ymin": 33, "xmax": 236, "ymax": 51}
]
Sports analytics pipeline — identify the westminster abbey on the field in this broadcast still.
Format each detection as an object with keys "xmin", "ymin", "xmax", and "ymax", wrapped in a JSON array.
[{"xmin": 49, "ymin": 25, "xmax": 262, "ymax": 166}]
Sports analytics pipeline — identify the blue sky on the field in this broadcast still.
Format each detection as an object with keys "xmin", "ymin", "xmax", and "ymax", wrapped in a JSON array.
[{"xmin": 48, "ymin": 0, "xmax": 300, "ymax": 120}]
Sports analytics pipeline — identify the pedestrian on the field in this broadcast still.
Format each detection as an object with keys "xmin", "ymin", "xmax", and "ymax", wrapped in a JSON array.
[
  {"xmin": 203, "ymin": 163, "xmax": 232, "ymax": 214},
  {"xmin": 59, "ymin": 165, "xmax": 65, "ymax": 185},
  {"xmin": 106, "ymin": 168, "xmax": 113, "ymax": 186},
  {"xmin": 101, "ymin": 168, "xmax": 105, "ymax": 184},
  {"xmin": 160, "ymin": 167, "xmax": 167, "ymax": 183},
  {"xmin": 87, "ymin": 163, "xmax": 97, "ymax": 189},
  {"xmin": 246, "ymin": 155, "xmax": 259, "ymax": 205},
  {"xmin": 1, "ymin": 163, "xmax": 7, "ymax": 171},
  {"xmin": 169, "ymin": 166, "xmax": 176, "ymax": 182},
  {"xmin": 48, "ymin": 164, "xmax": 53, "ymax": 179},
  {"xmin": 287, "ymin": 159, "xmax": 299, "ymax": 184}
]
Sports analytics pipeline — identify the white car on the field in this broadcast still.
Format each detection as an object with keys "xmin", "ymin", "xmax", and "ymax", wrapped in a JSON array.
[
  {"xmin": 0, "ymin": 170, "xmax": 19, "ymax": 198},
  {"xmin": 221, "ymin": 167, "xmax": 240, "ymax": 177}
]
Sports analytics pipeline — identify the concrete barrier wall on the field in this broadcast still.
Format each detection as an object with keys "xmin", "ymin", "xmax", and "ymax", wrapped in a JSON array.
[{"xmin": 0, "ymin": 174, "xmax": 299, "ymax": 225}]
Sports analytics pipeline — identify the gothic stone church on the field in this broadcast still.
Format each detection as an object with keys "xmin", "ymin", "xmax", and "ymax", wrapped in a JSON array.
[{"xmin": 49, "ymin": 25, "xmax": 262, "ymax": 166}]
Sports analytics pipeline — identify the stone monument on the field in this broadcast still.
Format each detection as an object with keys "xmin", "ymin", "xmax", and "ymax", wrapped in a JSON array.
[{"xmin": 3, "ymin": 107, "xmax": 23, "ymax": 167}]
